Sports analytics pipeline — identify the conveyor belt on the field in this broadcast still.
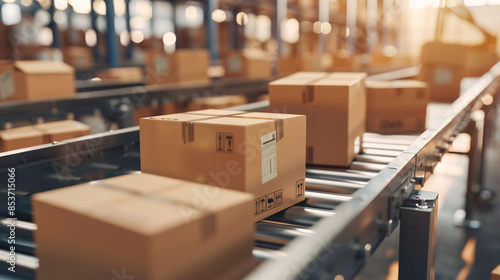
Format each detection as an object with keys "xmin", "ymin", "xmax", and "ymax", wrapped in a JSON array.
[
  {"xmin": 0, "ymin": 131, "xmax": 420, "ymax": 279},
  {"xmin": 0, "ymin": 63, "xmax": 499, "ymax": 279}
]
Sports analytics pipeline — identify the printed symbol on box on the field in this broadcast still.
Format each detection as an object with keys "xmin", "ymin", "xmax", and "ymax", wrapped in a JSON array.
[
  {"xmin": 296, "ymin": 179, "xmax": 305, "ymax": 197},
  {"xmin": 216, "ymin": 132, "xmax": 225, "ymax": 152},
  {"xmin": 275, "ymin": 190, "xmax": 283, "ymax": 206},
  {"xmin": 225, "ymin": 134, "xmax": 234, "ymax": 153},
  {"xmin": 266, "ymin": 194, "xmax": 275, "ymax": 210},
  {"xmin": 255, "ymin": 196, "xmax": 267, "ymax": 214}
]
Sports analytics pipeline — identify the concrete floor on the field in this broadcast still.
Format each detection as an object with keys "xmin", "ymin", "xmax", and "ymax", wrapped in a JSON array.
[{"xmin": 356, "ymin": 98, "xmax": 500, "ymax": 279}]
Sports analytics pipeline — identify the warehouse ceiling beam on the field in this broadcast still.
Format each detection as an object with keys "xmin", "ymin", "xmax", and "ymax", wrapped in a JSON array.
[{"xmin": 105, "ymin": 0, "xmax": 119, "ymax": 67}]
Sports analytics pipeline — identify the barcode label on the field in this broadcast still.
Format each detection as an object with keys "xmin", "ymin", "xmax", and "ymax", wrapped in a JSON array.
[{"xmin": 261, "ymin": 131, "xmax": 277, "ymax": 184}]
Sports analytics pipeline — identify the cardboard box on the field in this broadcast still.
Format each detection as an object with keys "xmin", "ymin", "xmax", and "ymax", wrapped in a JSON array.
[
  {"xmin": 464, "ymin": 49, "xmax": 498, "ymax": 77},
  {"xmin": 0, "ymin": 120, "xmax": 90, "ymax": 152},
  {"xmin": 492, "ymin": 264, "xmax": 500, "ymax": 280},
  {"xmin": 366, "ymin": 80, "xmax": 429, "ymax": 134},
  {"xmin": 145, "ymin": 49, "xmax": 210, "ymax": 85},
  {"xmin": 63, "ymin": 46, "xmax": 93, "ymax": 69},
  {"xmin": 225, "ymin": 51, "xmax": 272, "ymax": 79},
  {"xmin": 35, "ymin": 120, "xmax": 91, "ymax": 142},
  {"xmin": 140, "ymin": 111, "xmax": 306, "ymax": 221},
  {"xmin": 278, "ymin": 53, "xmax": 332, "ymax": 75},
  {"xmin": 0, "ymin": 127, "xmax": 44, "ymax": 152},
  {"xmin": 0, "ymin": 60, "xmax": 75, "ymax": 102},
  {"xmin": 419, "ymin": 42, "xmax": 470, "ymax": 102},
  {"xmin": 32, "ymin": 173, "xmax": 254, "ymax": 280},
  {"xmin": 269, "ymin": 72, "xmax": 366, "ymax": 166},
  {"xmin": 96, "ymin": 67, "xmax": 144, "ymax": 83},
  {"xmin": 187, "ymin": 95, "xmax": 247, "ymax": 111}
]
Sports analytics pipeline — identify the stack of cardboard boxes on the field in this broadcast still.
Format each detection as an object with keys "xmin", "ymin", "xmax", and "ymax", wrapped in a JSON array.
[
  {"xmin": 269, "ymin": 72, "xmax": 366, "ymax": 167},
  {"xmin": 0, "ymin": 60, "xmax": 75, "ymax": 103},
  {"xmin": 33, "ymin": 173, "xmax": 256, "ymax": 280},
  {"xmin": 145, "ymin": 49, "xmax": 210, "ymax": 85},
  {"xmin": 365, "ymin": 80, "xmax": 430, "ymax": 134},
  {"xmin": 140, "ymin": 109, "xmax": 307, "ymax": 221},
  {"xmin": 0, "ymin": 120, "xmax": 91, "ymax": 152}
]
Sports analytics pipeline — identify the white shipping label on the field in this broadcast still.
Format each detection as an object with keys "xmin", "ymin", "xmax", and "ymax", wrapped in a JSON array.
[
  {"xmin": 261, "ymin": 131, "xmax": 278, "ymax": 184},
  {"xmin": 0, "ymin": 71, "xmax": 15, "ymax": 100}
]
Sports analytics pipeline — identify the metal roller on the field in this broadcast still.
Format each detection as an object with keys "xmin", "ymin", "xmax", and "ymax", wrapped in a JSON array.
[
  {"xmin": 361, "ymin": 148, "xmax": 402, "ymax": 158},
  {"xmin": 252, "ymin": 247, "xmax": 288, "ymax": 261},
  {"xmin": 254, "ymin": 221, "xmax": 314, "ymax": 246},
  {"xmin": 264, "ymin": 206, "xmax": 335, "ymax": 227},
  {"xmin": 354, "ymin": 154, "xmax": 395, "ymax": 165},
  {"xmin": 299, "ymin": 191, "xmax": 353, "ymax": 210},
  {"xmin": 306, "ymin": 178, "xmax": 365, "ymax": 195},
  {"xmin": 306, "ymin": 168, "xmax": 376, "ymax": 182},
  {"xmin": 362, "ymin": 142, "xmax": 409, "ymax": 151},
  {"xmin": 350, "ymin": 161, "xmax": 387, "ymax": 173}
]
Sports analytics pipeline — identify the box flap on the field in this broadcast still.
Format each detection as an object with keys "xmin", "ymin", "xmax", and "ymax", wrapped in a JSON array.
[
  {"xmin": 197, "ymin": 116, "xmax": 273, "ymax": 127},
  {"xmin": 13, "ymin": 60, "xmax": 74, "ymax": 74},
  {"xmin": 186, "ymin": 109, "xmax": 245, "ymax": 116}
]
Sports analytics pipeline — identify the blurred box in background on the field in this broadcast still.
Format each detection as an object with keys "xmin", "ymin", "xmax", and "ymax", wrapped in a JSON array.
[
  {"xmin": 33, "ymin": 173, "xmax": 254, "ymax": 280},
  {"xmin": 96, "ymin": 67, "xmax": 144, "ymax": 83},
  {"xmin": 419, "ymin": 42, "xmax": 468, "ymax": 102},
  {"xmin": 0, "ymin": 126, "xmax": 44, "ymax": 152},
  {"xmin": 269, "ymin": 72, "xmax": 366, "ymax": 167},
  {"xmin": 366, "ymin": 80, "xmax": 429, "ymax": 134},
  {"xmin": 0, "ymin": 60, "xmax": 75, "ymax": 103},
  {"xmin": 224, "ymin": 50, "xmax": 272, "ymax": 79},
  {"xmin": 187, "ymin": 95, "xmax": 247, "ymax": 111},
  {"xmin": 145, "ymin": 49, "xmax": 210, "ymax": 85},
  {"xmin": 63, "ymin": 46, "xmax": 93, "ymax": 69}
]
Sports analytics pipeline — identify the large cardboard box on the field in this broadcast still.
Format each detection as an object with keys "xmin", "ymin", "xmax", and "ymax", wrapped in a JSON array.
[
  {"xmin": 35, "ymin": 120, "xmax": 91, "ymax": 142},
  {"xmin": 269, "ymin": 72, "xmax": 366, "ymax": 166},
  {"xmin": 32, "ymin": 173, "xmax": 254, "ymax": 280},
  {"xmin": 145, "ymin": 49, "xmax": 210, "ymax": 85},
  {"xmin": 366, "ymin": 80, "xmax": 429, "ymax": 134},
  {"xmin": 0, "ymin": 127, "xmax": 44, "ymax": 152},
  {"xmin": 225, "ymin": 51, "xmax": 272, "ymax": 79},
  {"xmin": 0, "ymin": 60, "xmax": 75, "ymax": 102},
  {"xmin": 187, "ymin": 95, "xmax": 247, "ymax": 111},
  {"xmin": 140, "ymin": 111, "xmax": 306, "ymax": 221}
]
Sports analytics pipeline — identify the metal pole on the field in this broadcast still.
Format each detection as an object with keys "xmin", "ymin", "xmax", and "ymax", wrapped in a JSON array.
[
  {"xmin": 90, "ymin": 0, "xmax": 100, "ymax": 63},
  {"xmin": 318, "ymin": 0, "xmax": 329, "ymax": 55},
  {"xmin": 125, "ymin": 0, "xmax": 132, "ymax": 59},
  {"xmin": 399, "ymin": 190, "xmax": 438, "ymax": 280},
  {"xmin": 105, "ymin": 0, "xmax": 119, "ymax": 67},
  {"xmin": 49, "ymin": 0, "xmax": 61, "ymax": 49},
  {"xmin": 275, "ymin": 0, "xmax": 286, "ymax": 56},
  {"xmin": 346, "ymin": 0, "xmax": 357, "ymax": 54},
  {"xmin": 204, "ymin": 0, "xmax": 219, "ymax": 65},
  {"xmin": 366, "ymin": 0, "xmax": 378, "ymax": 53}
]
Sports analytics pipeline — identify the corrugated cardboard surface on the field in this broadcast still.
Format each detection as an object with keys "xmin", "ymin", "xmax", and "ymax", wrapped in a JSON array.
[
  {"xmin": 0, "ymin": 60, "xmax": 75, "ymax": 102},
  {"xmin": 140, "ymin": 110, "xmax": 306, "ymax": 221},
  {"xmin": 0, "ymin": 127, "xmax": 44, "ymax": 152},
  {"xmin": 269, "ymin": 72, "xmax": 366, "ymax": 166},
  {"xmin": 33, "ymin": 173, "xmax": 254, "ymax": 280},
  {"xmin": 492, "ymin": 264, "xmax": 500, "ymax": 280}
]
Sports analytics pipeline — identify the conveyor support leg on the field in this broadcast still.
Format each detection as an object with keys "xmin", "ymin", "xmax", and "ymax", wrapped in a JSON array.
[{"xmin": 399, "ymin": 190, "xmax": 438, "ymax": 280}]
